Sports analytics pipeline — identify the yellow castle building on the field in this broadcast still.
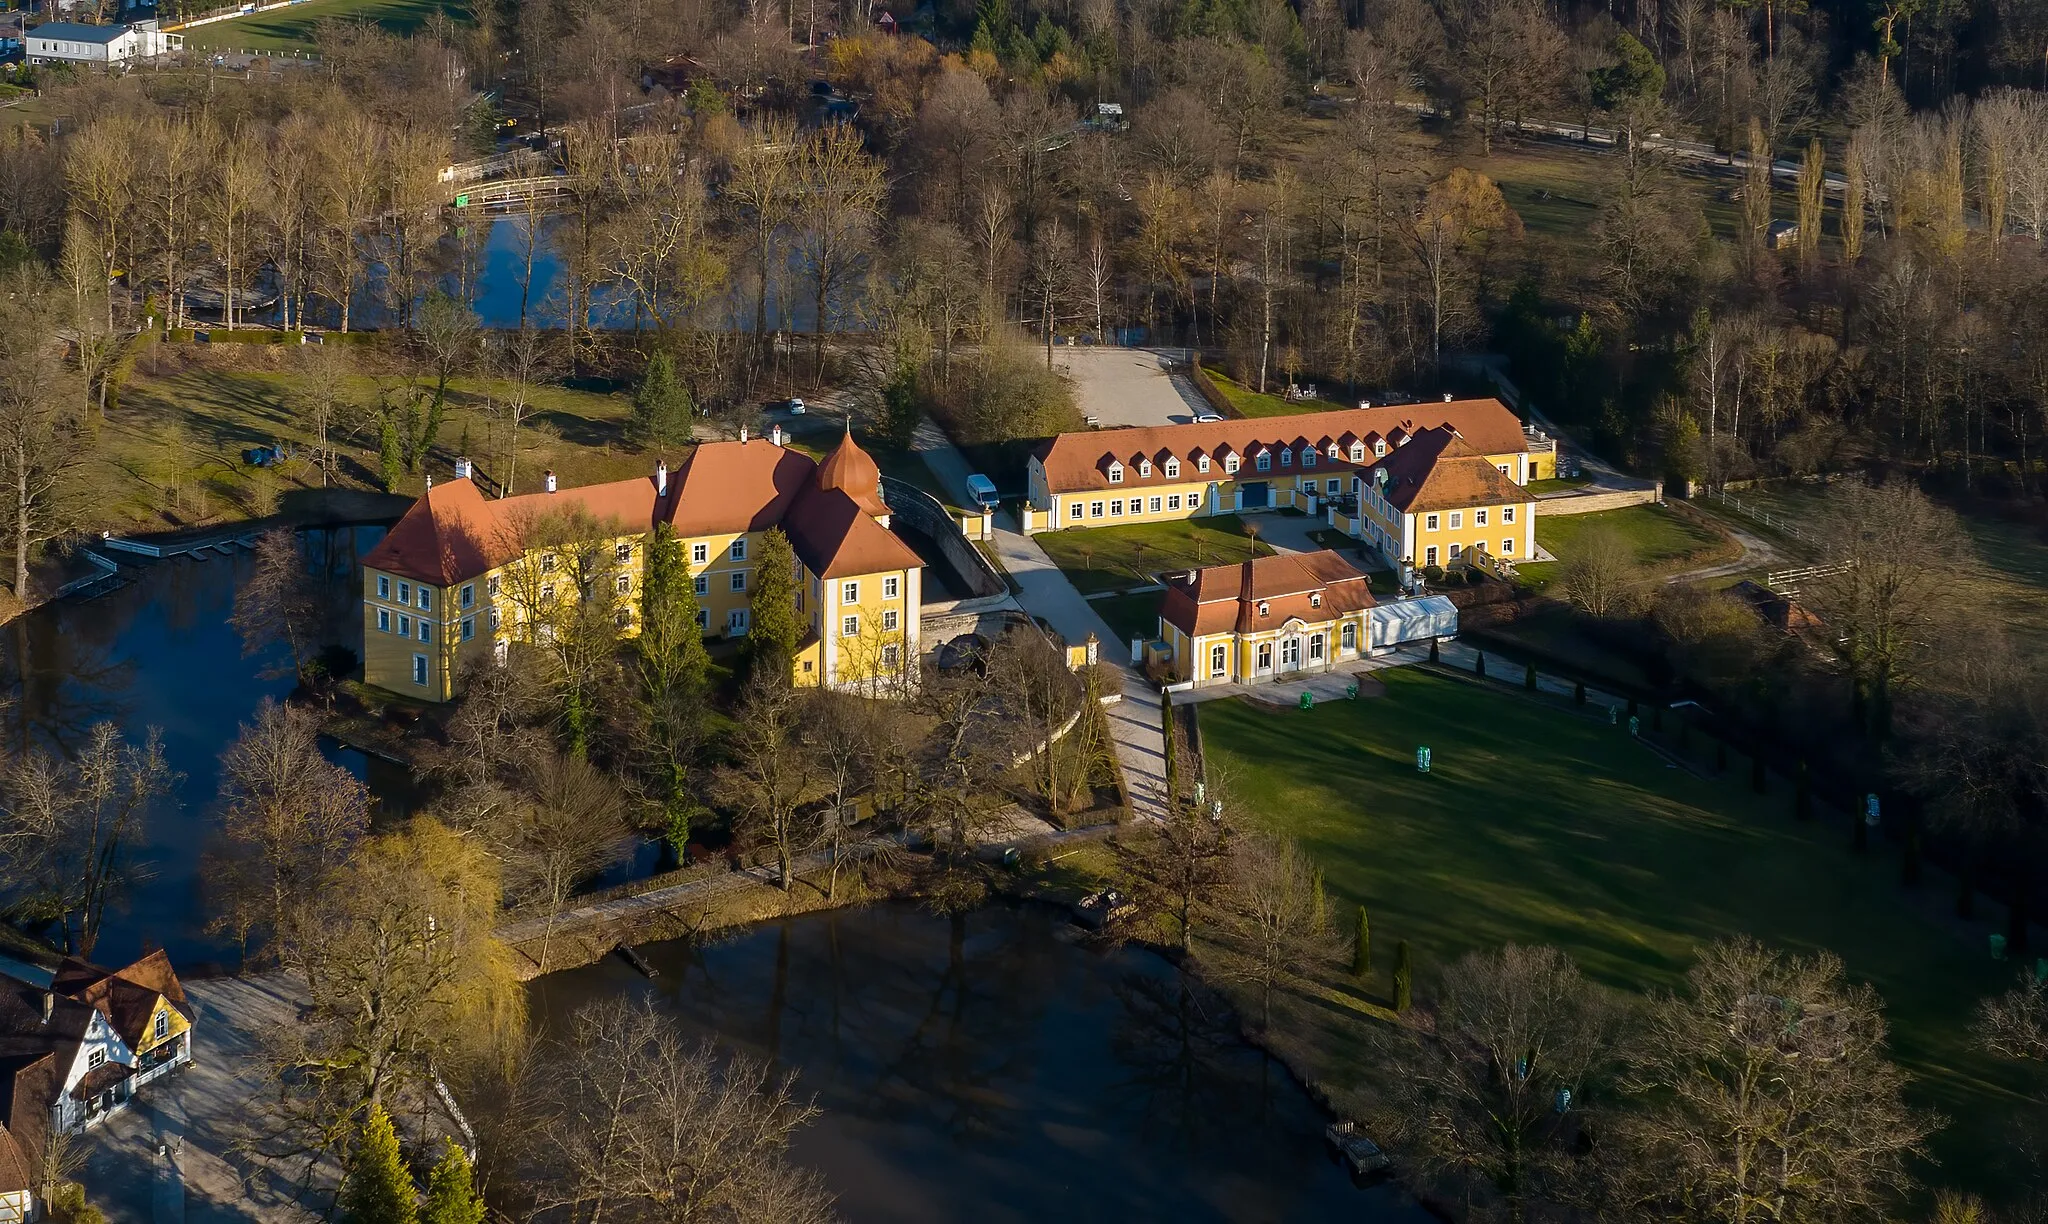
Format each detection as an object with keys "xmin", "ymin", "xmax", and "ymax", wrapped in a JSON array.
[{"xmin": 359, "ymin": 430, "xmax": 925, "ymax": 701}]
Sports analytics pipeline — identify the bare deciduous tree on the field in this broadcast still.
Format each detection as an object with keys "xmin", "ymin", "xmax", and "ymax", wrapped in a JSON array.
[{"xmin": 1210, "ymin": 834, "xmax": 1343, "ymax": 1029}]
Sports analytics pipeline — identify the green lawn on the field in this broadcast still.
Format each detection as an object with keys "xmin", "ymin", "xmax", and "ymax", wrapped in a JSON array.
[
  {"xmin": 177, "ymin": 0, "xmax": 468, "ymax": 51},
  {"xmin": 1089, "ymin": 590, "xmax": 1164, "ymax": 646},
  {"xmin": 1525, "ymin": 476, "xmax": 1593, "ymax": 494},
  {"xmin": 1034, "ymin": 515, "xmax": 1259, "ymax": 594},
  {"xmin": 1201, "ymin": 668, "xmax": 2041, "ymax": 1195},
  {"xmin": 1201, "ymin": 366, "xmax": 1353, "ymax": 419},
  {"xmin": 1518, "ymin": 502, "xmax": 1736, "ymax": 588}
]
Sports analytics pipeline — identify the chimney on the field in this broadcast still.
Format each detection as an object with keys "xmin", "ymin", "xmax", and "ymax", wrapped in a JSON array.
[
  {"xmin": 770, "ymin": 424, "xmax": 783, "ymax": 447},
  {"xmin": 1443, "ymin": 392, "xmax": 1454, "ymax": 402},
  {"xmin": 656, "ymin": 459, "xmax": 669, "ymax": 497},
  {"xmin": 454, "ymin": 456, "xmax": 472, "ymax": 480},
  {"xmin": 424, "ymin": 474, "xmax": 433, "ymax": 490},
  {"xmin": 740, "ymin": 425, "xmax": 749, "ymax": 444},
  {"xmin": 545, "ymin": 470, "xmax": 557, "ymax": 494},
  {"xmin": 1359, "ymin": 400, "xmax": 1372, "ymax": 410},
  {"xmin": 40, "ymin": 992, "xmax": 52, "ymax": 1024}
]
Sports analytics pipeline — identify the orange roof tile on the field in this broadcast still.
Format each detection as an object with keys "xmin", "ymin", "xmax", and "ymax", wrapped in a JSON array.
[
  {"xmin": 1366, "ymin": 427, "xmax": 1526, "ymax": 513},
  {"xmin": 1158, "ymin": 550, "xmax": 1374, "ymax": 637},
  {"xmin": 812, "ymin": 432, "xmax": 890, "ymax": 519}
]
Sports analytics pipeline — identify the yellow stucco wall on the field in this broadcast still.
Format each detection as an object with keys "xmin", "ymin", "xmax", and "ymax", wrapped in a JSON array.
[{"xmin": 133, "ymin": 994, "xmax": 192, "ymax": 1057}]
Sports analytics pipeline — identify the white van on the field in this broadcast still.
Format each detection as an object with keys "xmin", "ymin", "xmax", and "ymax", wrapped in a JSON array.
[{"xmin": 964, "ymin": 473, "xmax": 1000, "ymax": 510}]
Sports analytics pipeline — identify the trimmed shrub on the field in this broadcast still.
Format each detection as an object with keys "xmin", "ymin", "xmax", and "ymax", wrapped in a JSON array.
[
  {"xmin": 1524, "ymin": 662, "xmax": 1537, "ymax": 691},
  {"xmin": 1393, "ymin": 940, "xmax": 1413, "ymax": 1012},
  {"xmin": 1352, "ymin": 906, "xmax": 1370, "ymax": 979},
  {"xmin": 1475, "ymin": 652, "xmax": 1486, "ymax": 678},
  {"xmin": 1573, "ymin": 680, "xmax": 1585, "ymax": 705}
]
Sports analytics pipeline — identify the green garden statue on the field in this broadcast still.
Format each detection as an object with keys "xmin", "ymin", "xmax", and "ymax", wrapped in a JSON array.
[{"xmin": 1416, "ymin": 746, "xmax": 1431, "ymax": 773}]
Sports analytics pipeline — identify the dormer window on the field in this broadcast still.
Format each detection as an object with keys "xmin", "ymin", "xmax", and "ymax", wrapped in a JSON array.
[
  {"xmin": 1310, "ymin": 592, "xmax": 1322, "ymax": 609},
  {"xmin": 1279, "ymin": 448, "xmax": 1292, "ymax": 467},
  {"xmin": 1350, "ymin": 444, "xmax": 1367, "ymax": 462},
  {"xmin": 1375, "ymin": 440, "xmax": 1388, "ymax": 456},
  {"xmin": 1197, "ymin": 455, "xmax": 1211, "ymax": 473},
  {"xmin": 1138, "ymin": 459, "xmax": 1152, "ymax": 477},
  {"xmin": 1256, "ymin": 452, "xmax": 1271, "ymax": 471},
  {"xmin": 1328, "ymin": 443, "xmax": 1341, "ymax": 458},
  {"xmin": 1224, "ymin": 456, "xmax": 1240, "ymax": 474},
  {"xmin": 1256, "ymin": 601, "xmax": 1269, "ymax": 617},
  {"xmin": 1164, "ymin": 458, "xmax": 1180, "ymax": 478},
  {"xmin": 1108, "ymin": 462, "xmax": 1124, "ymax": 484},
  {"xmin": 1302, "ymin": 449, "xmax": 1317, "ymax": 467}
]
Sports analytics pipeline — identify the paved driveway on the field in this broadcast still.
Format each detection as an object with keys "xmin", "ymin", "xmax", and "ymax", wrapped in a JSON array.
[{"xmin": 1062, "ymin": 349, "xmax": 1211, "ymax": 428}]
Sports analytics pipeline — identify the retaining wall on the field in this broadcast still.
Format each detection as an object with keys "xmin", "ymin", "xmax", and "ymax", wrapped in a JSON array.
[
  {"xmin": 880, "ymin": 476, "xmax": 1006, "ymax": 601},
  {"xmin": 1535, "ymin": 485, "xmax": 1662, "ymax": 516}
]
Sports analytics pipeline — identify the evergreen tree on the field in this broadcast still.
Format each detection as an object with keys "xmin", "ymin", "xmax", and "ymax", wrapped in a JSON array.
[
  {"xmin": 339, "ymin": 1105, "xmax": 416, "ymax": 1224},
  {"xmin": 378, "ymin": 416, "xmax": 404, "ymax": 493},
  {"xmin": 881, "ymin": 360, "xmax": 922, "ymax": 448},
  {"xmin": 1525, "ymin": 662, "xmax": 1537, "ymax": 690},
  {"xmin": 639, "ymin": 523, "xmax": 710, "ymax": 846},
  {"xmin": 1393, "ymin": 940, "xmax": 1413, "ymax": 1012},
  {"xmin": 1573, "ymin": 679, "xmax": 1586, "ymax": 705},
  {"xmin": 747, "ymin": 527, "xmax": 802, "ymax": 679},
  {"xmin": 419, "ymin": 1141, "xmax": 484, "ymax": 1224},
  {"xmin": 1352, "ymin": 905, "xmax": 1370, "ymax": 979},
  {"xmin": 629, "ymin": 353, "xmax": 694, "ymax": 450},
  {"xmin": 1475, "ymin": 651, "xmax": 1486, "ymax": 678}
]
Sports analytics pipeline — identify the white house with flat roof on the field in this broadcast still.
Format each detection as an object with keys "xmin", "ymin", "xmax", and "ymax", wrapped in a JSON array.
[{"xmin": 26, "ymin": 20, "xmax": 180, "ymax": 65}]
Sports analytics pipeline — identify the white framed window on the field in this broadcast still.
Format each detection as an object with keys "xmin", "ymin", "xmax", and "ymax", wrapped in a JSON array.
[
  {"xmin": 1310, "ymin": 592, "xmax": 1322, "ymax": 608},
  {"xmin": 1070, "ymin": 502, "xmax": 1084, "ymax": 520},
  {"xmin": 418, "ymin": 621, "xmax": 431, "ymax": 643},
  {"xmin": 1138, "ymin": 459, "xmax": 1152, "ymax": 477},
  {"xmin": 377, "ymin": 575, "xmax": 390, "ymax": 600},
  {"xmin": 1110, "ymin": 500, "xmax": 1123, "ymax": 517},
  {"xmin": 1188, "ymin": 491, "xmax": 1202, "ymax": 509},
  {"xmin": 615, "ymin": 609, "xmax": 632, "ymax": 628},
  {"xmin": 1425, "ymin": 546, "xmax": 1439, "ymax": 566},
  {"xmin": 694, "ymin": 575, "xmax": 709, "ymax": 596},
  {"xmin": 691, "ymin": 542, "xmax": 709, "ymax": 564},
  {"xmin": 1108, "ymin": 463, "xmax": 1124, "ymax": 484},
  {"xmin": 882, "ymin": 644, "xmax": 901, "ymax": 667},
  {"xmin": 1327, "ymin": 478, "xmax": 1341, "ymax": 494},
  {"xmin": 397, "ymin": 581, "xmax": 412, "ymax": 604},
  {"xmin": 695, "ymin": 608, "xmax": 709, "ymax": 630},
  {"xmin": 616, "ymin": 575, "xmax": 631, "ymax": 594},
  {"xmin": 1502, "ymin": 538, "xmax": 1514, "ymax": 555},
  {"xmin": 1149, "ymin": 496, "xmax": 1162, "ymax": 513},
  {"xmin": 882, "ymin": 609, "xmax": 899, "ymax": 631},
  {"xmin": 1256, "ymin": 642, "xmax": 1273, "ymax": 671},
  {"xmin": 460, "ymin": 583, "xmax": 474, "ymax": 609},
  {"xmin": 1168, "ymin": 494, "xmax": 1182, "ymax": 510},
  {"xmin": 1500, "ymin": 464, "xmax": 1511, "ymax": 476},
  {"xmin": 730, "ymin": 539, "xmax": 747, "ymax": 561},
  {"xmin": 1256, "ymin": 452, "xmax": 1271, "ymax": 471},
  {"xmin": 412, "ymin": 654, "xmax": 429, "ymax": 686},
  {"xmin": 842, "ymin": 614, "xmax": 859, "ymax": 637},
  {"xmin": 540, "ymin": 584, "xmax": 555, "ymax": 601},
  {"xmin": 1374, "ymin": 440, "xmax": 1388, "ymax": 457},
  {"xmin": 398, "ymin": 613, "xmax": 412, "ymax": 637},
  {"xmin": 1256, "ymin": 600, "xmax": 1269, "ymax": 617},
  {"xmin": 1503, "ymin": 506, "xmax": 1516, "ymax": 523},
  {"xmin": 883, "ymin": 576, "xmax": 899, "ymax": 599},
  {"xmin": 1279, "ymin": 448, "xmax": 1291, "ymax": 467},
  {"xmin": 616, "ymin": 542, "xmax": 633, "ymax": 562},
  {"xmin": 489, "ymin": 608, "xmax": 502, "ymax": 630},
  {"xmin": 1476, "ymin": 509, "xmax": 1488, "ymax": 526},
  {"xmin": 730, "ymin": 571, "xmax": 747, "ymax": 592},
  {"xmin": 1449, "ymin": 511, "xmax": 1463, "ymax": 529},
  {"xmin": 1197, "ymin": 455, "xmax": 1211, "ymax": 473},
  {"xmin": 842, "ymin": 581, "xmax": 859, "ymax": 603},
  {"xmin": 1165, "ymin": 458, "xmax": 1180, "ymax": 478},
  {"xmin": 1450, "ymin": 543, "xmax": 1463, "ymax": 559},
  {"xmin": 377, "ymin": 608, "xmax": 390, "ymax": 633},
  {"xmin": 418, "ymin": 588, "xmax": 432, "ymax": 611},
  {"xmin": 1309, "ymin": 633, "xmax": 1325, "ymax": 661},
  {"xmin": 1302, "ymin": 448, "xmax": 1316, "ymax": 467},
  {"xmin": 88, "ymin": 1047, "xmax": 105, "ymax": 1070},
  {"xmin": 154, "ymin": 1011, "xmax": 169, "ymax": 1041},
  {"xmin": 461, "ymin": 617, "xmax": 475, "ymax": 641},
  {"xmin": 1341, "ymin": 622, "xmax": 1357, "ymax": 651},
  {"xmin": 1425, "ymin": 514, "xmax": 1440, "ymax": 531},
  {"xmin": 1090, "ymin": 501, "xmax": 1105, "ymax": 518},
  {"xmin": 727, "ymin": 608, "xmax": 749, "ymax": 634},
  {"xmin": 1351, "ymin": 444, "xmax": 1367, "ymax": 462},
  {"xmin": 487, "ymin": 575, "xmax": 501, "ymax": 597},
  {"xmin": 1224, "ymin": 456, "xmax": 1240, "ymax": 474},
  {"xmin": 1210, "ymin": 643, "xmax": 1227, "ymax": 676}
]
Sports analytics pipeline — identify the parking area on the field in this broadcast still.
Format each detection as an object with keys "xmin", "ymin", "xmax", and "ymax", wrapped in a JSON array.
[{"xmin": 1060, "ymin": 348, "xmax": 1213, "ymax": 428}]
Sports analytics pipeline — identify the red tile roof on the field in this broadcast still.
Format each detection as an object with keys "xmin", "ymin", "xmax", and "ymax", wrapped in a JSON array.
[
  {"xmin": 1365, "ymin": 427, "xmax": 1526, "ymax": 514},
  {"xmin": 1035, "ymin": 400, "xmax": 1528, "ymax": 495},
  {"xmin": 781, "ymin": 486, "xmax": 924, "ymax": 579},
  {"xmin": 1158, "ymin": 550, "xmax": 1375, "ymax": 637}
]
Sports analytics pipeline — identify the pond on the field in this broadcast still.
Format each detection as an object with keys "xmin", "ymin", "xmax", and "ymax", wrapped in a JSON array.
[
  {"xmin": 0, "ymin": 527, "xmax": 411, "ymax": 968},
  {"xmin": 529, "ymin": 902, "xmax": 1427, "ymax": 1224}
]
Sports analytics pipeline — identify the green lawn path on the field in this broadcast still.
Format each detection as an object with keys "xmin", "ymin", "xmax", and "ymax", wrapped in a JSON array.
[{"xmin": 1201, "ymin": 667, "xmax": 2041, "ymax": 1194}]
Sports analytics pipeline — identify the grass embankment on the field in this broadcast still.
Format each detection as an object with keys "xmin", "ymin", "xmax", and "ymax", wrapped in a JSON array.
[
  {"xmin": 1200, "ymin": 667, "xmax": 2040, "ymax": 1195},
  {"xmin": 1033, "ymin": 514, "xmax": 1257, "ymax": 594},
  {"xmin": 1515, "ymin": 501, "xmax": 1736, "ymax": 589},
  {"xmin": 177, "ymin": 0, "xmax": 470, "ymax": 51},
  {"xmin": 94, "ymin": 340, "xmax": 640, "ymax": 534},
  {"xmin": 1201, "ymin": 366, "xmax": 1352, "ymax": 419}
]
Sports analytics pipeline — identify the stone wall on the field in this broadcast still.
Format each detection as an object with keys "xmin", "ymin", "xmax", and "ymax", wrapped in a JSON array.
[
  {"xmin": 881, "ymin": 476, "xmax": 1006, "ymax": 600},
  {"xmin": 1535, "ymin": 485, "xmax": 1663, "ymax": 516}
]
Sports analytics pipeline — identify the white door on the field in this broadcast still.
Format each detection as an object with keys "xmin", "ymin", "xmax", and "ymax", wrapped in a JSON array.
[{"xmin": 1280, "ymin": 637, "xmax": 1301, "ymax": 670}]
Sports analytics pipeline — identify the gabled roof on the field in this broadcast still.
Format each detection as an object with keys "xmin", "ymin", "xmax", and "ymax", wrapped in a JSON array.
[
  {"xmin": 1366, "ymin": 427, "xmax": 1525, "ymax": 514},
  {"xmin": 1158, "ymin": 550, "xmax": 1374, "ymax": 637},
  {"xmin": 667, "ymin": 439, "xmax": 817, "ymax": 536},
  {"xmin": 781, "ymin": 486, "xmax": 923, "ymax": 579},
  {"xmin": 363, "ymin": 474, "xmax": 664, "ymax": 586},
  {"xmin": 50, "ymin": 950, "xmax": 189, "ymax": 1049},
  {"xmin": 29, "ymin": 21, "xmax": 129, "ymax": 41}
]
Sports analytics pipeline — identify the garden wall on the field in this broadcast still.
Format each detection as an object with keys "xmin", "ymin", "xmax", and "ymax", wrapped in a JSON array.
[
  {"xmin": 881, "ymin": 476, "xmax": 1006, "ymax": 601},
  {"xmin": 1535, "ymin": 485, "xmax": 1662, "ymax": 516}
]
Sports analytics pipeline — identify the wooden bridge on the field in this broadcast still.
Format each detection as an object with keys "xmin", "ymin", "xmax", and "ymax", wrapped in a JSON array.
[
  {"xmin": 449, "ymin": 176, "xmax": 580, "ymax": 210},
  {"xmin": 1763, "ymin": 561, "xmax": 1854, "ymax": 598}
]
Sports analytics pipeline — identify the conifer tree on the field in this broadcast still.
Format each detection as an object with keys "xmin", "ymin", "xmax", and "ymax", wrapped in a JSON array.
[
  {"xmin": 747, "ymin": 527, "xmax": 802, "ymax": 678},
  {"xmin": 1352, "ymin": 905, "xmax": 1370, "ymax": 979},
  {"xmin": 1393, "ymin": 940, "xmax": 1413, "ymax": 1012},
  {"xmin": 339, "ymin": 1105, "xmax": 416, "ymax": 1224},
  {"xmin": 629, "ymin": 352, "xmax": 694, "ymax": 450},
  {"xmin": 419, "ymin": 1141, "xmax": 484, "ymax": 1224},
  {"xmin": 639, "ymin": 523, "xmax": 709, "ymax": 846},
  {"xmin": 378, "ymin": 416, "xmax": 404, "ymax": 493}
]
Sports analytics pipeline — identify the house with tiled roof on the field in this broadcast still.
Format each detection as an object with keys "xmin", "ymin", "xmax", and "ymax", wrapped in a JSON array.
[
  {"xmin": 1157, "ymin": 552, "xmax": 1377, "ymax": 686},
  {"xmin": 1025, "ymin": 399, "xmax": 1541, "ymax": 536},
  {"xmin": 0, "ymin": 947, "xmax": 196, "ymax": 1216},
  {"xmin": 360, "ymin": 429, "xmax": 926, "ymax": 700},
  {"xmin": 1353, "ymin": 426, "xmax": 1536, "ymax": 575}
]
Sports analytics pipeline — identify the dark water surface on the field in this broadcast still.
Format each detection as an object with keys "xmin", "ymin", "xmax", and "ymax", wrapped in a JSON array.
[
  {"xmin": 1, "ymin": 527, "xmax": 406, "ymax": 967},
  {"xmin": 529, "ymin": 902, "xmax": 1427, "ymax": 1224}
]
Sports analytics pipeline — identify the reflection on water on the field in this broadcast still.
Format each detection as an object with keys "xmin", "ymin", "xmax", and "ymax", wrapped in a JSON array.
[
  {"xmin": 530, "ymin": 902, "xmax": 1426, "ymax": 1224},
  {"xmin": 0, "ymin": 527, "xmax": 400, "ymax": 967}
]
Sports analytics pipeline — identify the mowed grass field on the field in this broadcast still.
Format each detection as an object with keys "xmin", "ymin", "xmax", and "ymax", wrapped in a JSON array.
[
  {"xmin": 1033, "ymin": 514, "xmax": 1259, "ymax": 594},
  {"xmin": 177, "ymin": 0, "xmax": 467, "ymax": 52},
  {"xmin": 1200, "ymin": 667, "xmax": 2042, "ymax": 1194},
  {"xmin": 1516, "ymin": 501, "xmax": 1737, "ymax": 588}
]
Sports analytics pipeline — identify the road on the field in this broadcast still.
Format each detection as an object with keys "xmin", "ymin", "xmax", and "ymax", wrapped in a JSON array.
[{"xmin": 1060, "ymin": 348, "xmax": 1210, "ymax": 427}]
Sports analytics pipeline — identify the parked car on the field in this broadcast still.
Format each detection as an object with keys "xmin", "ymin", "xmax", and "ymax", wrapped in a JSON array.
[
  {"xmin": 786, "ymin": 397, "xmax": 806, "ymax": 415},
  {"xmin": 963, "ymin": 473, "xmax": 1000, "ymax": 511},
  {"xmin": 1193, "ymin": 411, "xmax": 1225, "ymax": 423}
]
